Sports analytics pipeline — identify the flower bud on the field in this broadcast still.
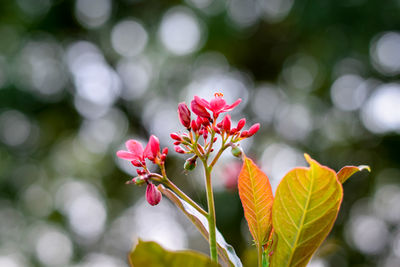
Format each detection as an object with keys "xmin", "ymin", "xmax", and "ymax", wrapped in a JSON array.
[
  {"xmin": 222, "ymin": 115, "xmax": 231, "ymax": 132},
  {"xmin": 236, "ymin": 118, "xmax": 246, "ymax": 131},
  {"xmin": 191, "ymin": 120, "xmax": 199, "ymax": 132},
  {"xmin": 174, "ymin": 145, "xmax": 185, "ymax": 154},
  {"xmin": 173, "ymin": 141, "xmax": 181, "ymax": 145},
  {"xmin": 146, "ymin": 183, "xmax": 162, "ymax": 206},
  {"xmin": 170, "ymin": 133, "xmax": 182, "ymax": 141},
  {"xmin": 178, "ymin": 102, "xmax": 191, "ymax": 128},
  {"xmin": 184, "ymin": 156, "xmax": 197, "ymax": 171},
  {"xmin": 137, "ymin": 169, "xmax": 146, "ymax": 175},
  {"xmin": 131, "ymin": 159, "xmax": 143, "ymax": 167},
  {"xmin": 248, "ymin": 123, "xmax": 260, "ymax": 137},
  {"xmin": 212, "ymin": 126, "xmax": 221, "ymax": 134},
  {"xmin": 162, "ymin": 147, "xmax": 168, "ymax": 155},
  {"xmin": 240, "ymin": 130, "xmax": 249, "ymax": 138},
  {"xmin": 231, "ymin": 146, "xmax": 243, "ymax": 157}
]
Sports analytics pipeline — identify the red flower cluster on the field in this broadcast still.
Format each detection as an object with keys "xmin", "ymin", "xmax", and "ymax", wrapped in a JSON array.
[
  {"xmin": 116, "ymin": 135, "xmax": 168, "ymax": 206},
  {"xmin": 117, "ymin": 93, "xmax": 260, "ymax": 206},
  {"xmin": 173, "ymin": 93, "xmax": 260, "ymax": 155}
]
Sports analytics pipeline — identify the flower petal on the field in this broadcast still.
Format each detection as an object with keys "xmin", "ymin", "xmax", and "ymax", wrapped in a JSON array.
[
  {"xmin": 210, "ymin": 97, "xmax": 226, "ymax": 114},
  {"xmin": 194, "ymin": 96, "xmax": 211, "ymax": 109},
  {"xmin": 125, "ymin": 140, "xmax": 144, "ymax": 158},
  {"xmin": 144, "ymin": 135, "xmax": 160, "ymax": 159},
  {"xmin": 191, "ymin": 100, "xmax": 211, "ymax": 119},
  {"xmin": 223, "ymin": 98, "xmax": 242, "ymax": 112},
  {"xmin": 116, "ymin": 150, "xmax": 138, "ymax": 160}
]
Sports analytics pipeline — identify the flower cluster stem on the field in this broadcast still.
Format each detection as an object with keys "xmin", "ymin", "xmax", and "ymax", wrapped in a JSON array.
[{"xmin": 205, "ymin": 166, "xmax": 218, "ymax": 263}]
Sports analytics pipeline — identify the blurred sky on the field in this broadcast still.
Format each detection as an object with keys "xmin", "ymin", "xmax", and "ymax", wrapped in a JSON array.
[{"xmin": 0, "ymin": 0, "xmax": 400, "ymax": 266}]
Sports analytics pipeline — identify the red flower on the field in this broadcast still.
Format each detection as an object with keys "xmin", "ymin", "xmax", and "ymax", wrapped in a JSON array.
[
  {"xmin": 116, "ymin": 139, "xmax": 145, "ymax": 166},
  {"xmin": 193, "ymin": 93, "xmax": 241, "ymax": 118},
  {"xmin": 116, "ymin": 135, "xmax": 160, "ymax": 165}
]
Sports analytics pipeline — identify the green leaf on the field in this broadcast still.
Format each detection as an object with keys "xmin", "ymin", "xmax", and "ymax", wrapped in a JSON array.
[
  {"xmin": 337, "ymin": 165, "xmax": 371, "ymax": 184},
  {"xmin": 129, "ymin": 240, "xmax": 220, "ymax": 267},
  {"xmin": 238, "ymin": 155, "xmax": 274, "ymax": 246},
  {"xmin": 270, "ymin": 154, "xmax": 343, "ymax": 267},
  {"xmin": 158, "ymin": 185, "xmax": 243, "ymax": 267}
]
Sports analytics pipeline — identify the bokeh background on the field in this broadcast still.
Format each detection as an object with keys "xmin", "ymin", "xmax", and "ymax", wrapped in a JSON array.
[{"xmin": 0, "ymin": 0, "xmax": 399, "ymax": 266}]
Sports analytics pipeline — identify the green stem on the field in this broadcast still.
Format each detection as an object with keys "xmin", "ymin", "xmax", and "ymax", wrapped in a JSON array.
[
  {"xmin": 204, "ymin": 165, "xmax": 218, "ymax": 263},
  {"xmin": 210, "ymin": 144, "xmax": 228, "ymax": 168},
  {"xmin": 257, "ymin": 243, "xmax": 263, "ymax": 267}
]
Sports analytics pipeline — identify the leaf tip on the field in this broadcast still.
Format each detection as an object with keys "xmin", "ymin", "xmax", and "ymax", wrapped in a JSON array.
[
  {"xmin": 359, "ymin": 165, "xmax": 371, "ymax": 172},
  {"xmin": 304, "ymin": 153, "xmax": 315, "ymax": 167}
]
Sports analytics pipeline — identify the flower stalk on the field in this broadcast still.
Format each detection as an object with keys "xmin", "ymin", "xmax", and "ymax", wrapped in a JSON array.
[{"xmin": 204, "ymin": 165, "xmax": 218, "ymax": 262}]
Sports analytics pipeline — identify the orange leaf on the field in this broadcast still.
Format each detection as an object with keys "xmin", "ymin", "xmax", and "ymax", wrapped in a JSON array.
[
  {"xmin": 238, "ymin": 155, "xmax": 274, "ymax": 246},
  {"xmin": 337, "ymin": 165, "xmax": 370, "ymax": 184}
]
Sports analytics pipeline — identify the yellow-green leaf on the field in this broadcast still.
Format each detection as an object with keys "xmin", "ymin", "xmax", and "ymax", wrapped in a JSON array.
[
  {"xmin": 158, "ymin": 185, "xmax": 243, "ymax": 267},
  {"xmin": 238, "ymin": 155, "xmax": 274, "ymax": 246},
  {"xmin": 337, "ymin": 165, "xmax": 370, "ymax": 184},
  {"xmin": 270, "ymin": 154, "xmax": 343, "ymax": 267},
  {"xmin": 129, "ymin": 240, "xmax": 220, "ymax": 267}
]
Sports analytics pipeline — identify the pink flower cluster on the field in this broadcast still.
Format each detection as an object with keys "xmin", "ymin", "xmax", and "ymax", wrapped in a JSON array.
[
  {"xmin": 173, "ymin": 93, "xmax": 260, "ymax": 155},
  {"xmin": 116, "ymin": 93, "xmax": 261, "ymax": 206},
  {"xmin": 116, "ymin": 135, "xmax": 168, "ymax": 206}
]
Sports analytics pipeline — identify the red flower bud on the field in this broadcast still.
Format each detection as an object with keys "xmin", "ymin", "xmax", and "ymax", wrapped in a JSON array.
[
  {"xmin": 236, "ymin": 118, "xmax": 246, "ymax": 131},
  {"xmin": 146, "ymin": 183, "xmax": 162, "ymax": 206},
  {"xmin": 212, "ymin": 126, "xmax": 221, "ymax": 134},
  {"xmin": 240, "ymin": 130, "xmax": 249, "ymax": 138},
  {"xmin": 137, "ymin": 169, "xmax": 146, "ymax": 175},
  {"xmin": 222, "ymin": 115, "xmax": 231, "ymax": 132},
  {"xmin": 131, "ymin": 160, "xmax": 143, "ymax": 167},
  {"xmin": 173, "ymin": 141, "xmax": 181, "ymax": 145},
  {"xmin": 170, "ymin": 133, "xmax": 181, "ymax": 141},
  {"xmin": 191, "ymin": 120, "xmax": 199, "ymax": 132},
  {"xmin": 178, "ymin": 102, "xmax": 191, "ymax": 128},
  {"xmin": 174, "ymin": 145, "xmax": 185, "ymax": 154},
  {"xmin": 248, "ymin": 123, "xmax": 260, "ymax": 137},
  {"xmin": 162, "ymin": 147, "xmax": 168, "ymax": 155}
]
